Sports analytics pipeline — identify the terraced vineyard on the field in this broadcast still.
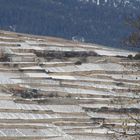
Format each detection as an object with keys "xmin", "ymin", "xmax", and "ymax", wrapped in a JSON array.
[{"xmin": 0, "ymin": 30, "xmax": 139, "ymax": 140}]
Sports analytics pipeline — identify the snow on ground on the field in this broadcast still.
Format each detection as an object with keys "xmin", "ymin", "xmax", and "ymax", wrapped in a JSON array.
[
  {"xmin": 0, "ymin": 72, "xmax": 21, "ymax": 84},
  {"xmin": 50, "ymin": 75, "xmax": 76, "ymax": 80},
  {"xmin": 20, "ymin": 66, "xmax": 43, "ymax": 70},
  {"xmin": 45, "ymin": 63, "xmax": 130, "ymax": 72},
  {"xmin": 0, "ymin": 41, "xmax": 22, "ymax": 44},
  {"xmin": 101, "ymin": 73, "xmax": 140, "ymax": 81},
  {"xmin": 47, "ymin": 105, "xmax": 84, "ymax": 113},
  {"xmin": 94, "ymin": 49, "xmax": 137, "ymax": 57},
  {"xmin": 0, "ymin": 31, "xmax": 139, "ymax": 140},
  {"xmin": 61, "ymin": 81, "xmax": 134, "ymax": 90},
  {"xmin": 40, "ymin": 86, "xmax": 137, "ymax": 98},
  {"xmin": 42, "ymin": 62, "xmax": 73, "ymax": 65},
  {"xmin": 43, "ymin": 46, "xmax": 86, "ymax": 51},
  {"xmin": 19, "ymin": 42, "xmax": 44, "ymax": 51},
  {"xmin": 0, "ymin": 36, "xmax": 17, "ymax": 39},
  {"xmin": 24, "ymin": 72, "xmax": 49, "ymax": 78}
]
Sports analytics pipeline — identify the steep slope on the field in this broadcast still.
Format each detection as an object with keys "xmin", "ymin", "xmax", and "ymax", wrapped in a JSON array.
[
  {"xmin": 0, "ymin": 0, "xmax": 140, "ymax": 48},
  {"xmin": 0, "ymin": 30, "xmax": 139, "ymax": 140}
]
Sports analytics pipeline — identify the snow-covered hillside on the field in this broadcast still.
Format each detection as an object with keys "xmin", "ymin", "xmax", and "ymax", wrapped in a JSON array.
[
  {"xmin": 0, "ymin": 30, "xmax": 139, "ymax": 140},
  {"xmin": 0, "ymin": 0, "xmax": 140, "ymax": 48}
]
